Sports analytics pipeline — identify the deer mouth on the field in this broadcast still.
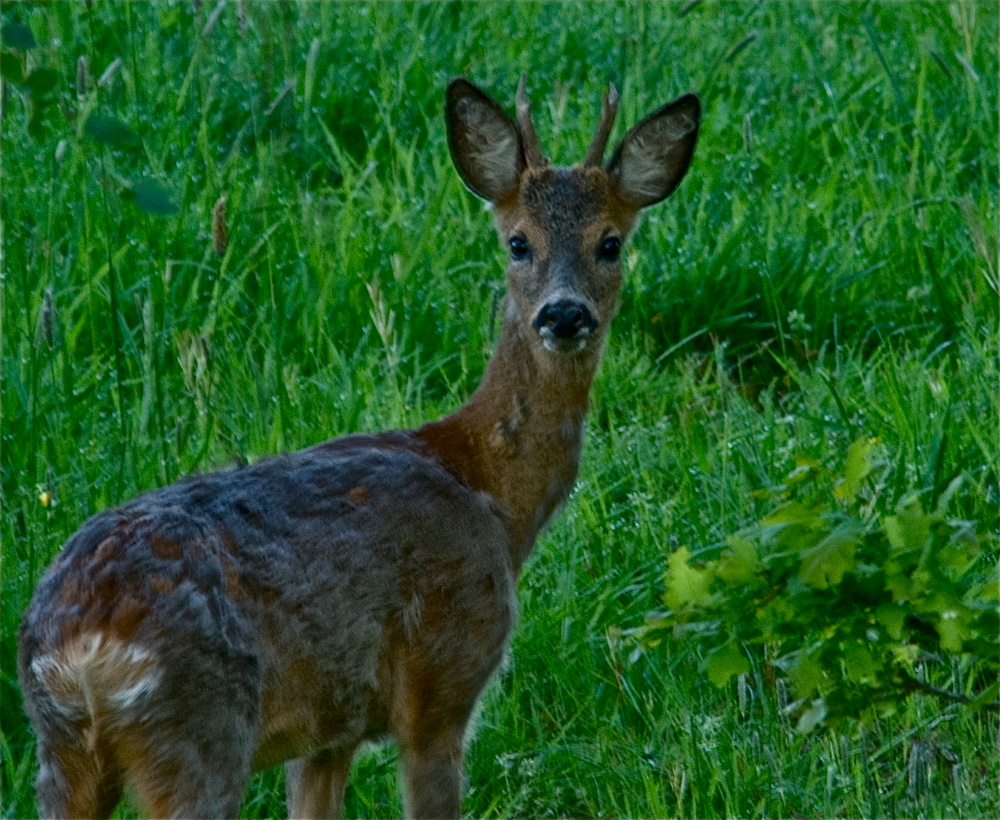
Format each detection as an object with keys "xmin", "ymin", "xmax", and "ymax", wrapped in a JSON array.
[
  {"xmin": 537, "ymin": 328, "xmax": 591, "ymax": 353},
  {"xmin": 532, "ymin": 299, "xmax": 598, "ymax": 353}
]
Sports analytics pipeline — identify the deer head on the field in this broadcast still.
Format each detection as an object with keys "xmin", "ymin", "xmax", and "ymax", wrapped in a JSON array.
[{"xmin": 446, "ymin": 77, "xmax": 700, "ymax": 361}]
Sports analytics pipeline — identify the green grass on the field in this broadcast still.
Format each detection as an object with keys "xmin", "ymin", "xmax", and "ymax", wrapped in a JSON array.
[{"xmin": 2, "ymin": 1, "xmax": 997, "ymax": 818}]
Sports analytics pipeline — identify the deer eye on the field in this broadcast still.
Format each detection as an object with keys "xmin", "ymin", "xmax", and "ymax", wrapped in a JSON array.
[
  {"xmin": 597, "ymin": 236, "xmax": 622, "ymax": 262},
  {"xmin": 509, "ymin": 236, "xmax": 530, "ymax": 261}
]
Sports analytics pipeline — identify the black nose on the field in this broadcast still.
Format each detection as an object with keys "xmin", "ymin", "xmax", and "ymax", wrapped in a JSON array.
[{"xmin": 532, "ymin": 300, "xmax": 597, "ymax": 339}]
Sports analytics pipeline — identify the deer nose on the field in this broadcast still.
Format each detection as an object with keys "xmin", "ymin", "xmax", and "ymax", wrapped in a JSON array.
[{"xmin": 532, "ymin": 300, "xmax": 598, "ymax": 347}]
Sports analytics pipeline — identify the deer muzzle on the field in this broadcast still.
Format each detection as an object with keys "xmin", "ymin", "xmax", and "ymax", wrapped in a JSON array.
[{"xmin": 532, "ymin": 298, "xmax": 598, "ymax": 353}]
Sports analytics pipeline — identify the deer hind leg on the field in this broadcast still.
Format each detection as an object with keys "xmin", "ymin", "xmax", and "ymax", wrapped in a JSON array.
[
  {"xmin": 33, "ymin": 729, "xmax": 123, "ymax": 819},
  {"xmin": 284, "ymin": 746, "xmax": 357, "ymax": 820},
  {"xmin": 116, "ymin": 646, "xmax": 261, "ymax": 818},
  {"xmin": 118, "ymin": 713, "xmax": 255, "ymax": 819}
]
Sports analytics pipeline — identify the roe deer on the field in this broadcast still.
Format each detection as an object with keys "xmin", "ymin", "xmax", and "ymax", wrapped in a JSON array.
[{"xmin": 19, "ymin": 77, "xmax": 699, "ymax": 819}]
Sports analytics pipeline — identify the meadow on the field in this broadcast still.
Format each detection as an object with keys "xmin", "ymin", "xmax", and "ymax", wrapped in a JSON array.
[{"xmin": 1, "ymin": 1, "xmax": 997, "ymax": 817}]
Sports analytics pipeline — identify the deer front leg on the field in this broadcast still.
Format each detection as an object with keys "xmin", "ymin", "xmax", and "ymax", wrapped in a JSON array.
[
  {"xmin": 399, "ymin": 725, "xmax": 466, "ymax": 820},
  {"xmin": 285, "ymin": 747, "xmax": 356, "ymax": 820}
]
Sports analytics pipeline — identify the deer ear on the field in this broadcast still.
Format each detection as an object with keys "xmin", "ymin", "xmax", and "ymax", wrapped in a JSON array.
[
  {"xmin": 607, "ymin": 94, "xmax": 700, "ymax": 208},
  {"xmin": 446, "ymin": 79, "xmax": 523, "ymax": 202}
]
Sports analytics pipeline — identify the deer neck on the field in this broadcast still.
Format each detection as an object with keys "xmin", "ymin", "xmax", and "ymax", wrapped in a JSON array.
[{"xmin": 415, "ymin": 304, "xmax": 603, "ymax": 575}]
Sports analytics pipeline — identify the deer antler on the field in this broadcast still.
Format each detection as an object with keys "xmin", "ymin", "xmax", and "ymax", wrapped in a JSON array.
[
  {"xmin": 583, "ymin": 82, "xmax": 619, "ymax": 166},
  {"xmin": 516, "ymin": 75, "xmax": 547, "ymax": 168}
]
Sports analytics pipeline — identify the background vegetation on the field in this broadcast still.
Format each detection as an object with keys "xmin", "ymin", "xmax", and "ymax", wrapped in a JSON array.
[{"xmin": 2, "ymin": 1, "xmax": 997, "ymax": 817}]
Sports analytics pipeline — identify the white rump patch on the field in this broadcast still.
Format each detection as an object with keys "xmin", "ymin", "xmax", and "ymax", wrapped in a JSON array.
[{"xmin": 31, "ymin": 633, "xmax": 163, "ymax": 724}]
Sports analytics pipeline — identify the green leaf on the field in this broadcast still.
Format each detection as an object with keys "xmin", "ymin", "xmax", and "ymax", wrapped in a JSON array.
[
  {"xmin": 798, "ymin": 522, "xmax": 860, "ymax": 588},
  {"xmin": 933, "ymin": 474, "xmax": 964, "ymax": 518},
  {"xmin": 705, "ymin": 642, "xmax": 749, "ymax": 687},
  {"xmin": 788, "ymin": 652, "xmax": 825, "ymax": 698},
  {"xmin": 756, "ymin": 594, "xmax": 797, "ymax": 630},
  {"xmin": 885, "ymin": 500, "xmax": 931, "ymax": 555},
  {"xmin": 85, "ymin": 113, "xmax": 138, "ymax": 146},
  {"xmin": 27, "ymin": 107, "xmax": 49, "ymax": 142},
  {"xmin": 876, "ymin": 603, "xmax": 907, "ymax": 640},
  {"xmin": 883, "ymin": 515, "xmax": 906, "ymax": 552},
  {"xmin": 3, "ymin": 22, "xmax": 37, "ymax": 50},
  {"xmin": 930, "ymin": 602, "xmax": 972, "ymax": 653},
  {"xmin": 130, "ymin": 179, "xmax": 179, "ymax": 215},
  {"xmin": 795, "ymin": 698, "xmax": 828, "ymax": 733},
  {"xmin": 834, "ymin": 437, "xmax": 875, "ymax": 501},
  {"xmin": 762, "ymin": 501, "xmax": 820, "ymax": 528},
  {"xmin": 886, "ymin": 572, "xmax": 915, "ymax": 602},
  {"xmin": 0, "ymin": 52, "xmax": 23, "ymax": 83},
  {"xmin": 970, "ymin": 577, "xmax": 999, "ymax": 602},
  {"xmin": 783, "ymin": 457, "xmax": 822, "ymax": 486},
  {"xmin": 891, "ymin": 643, "xmax": 919, "ymax": 666},
  {"xmin": 969, "ymin": 682, "xmax": 1000, "ymax": 711},
  {"xmin": 935, "ymin": 616, "xmax": 967, "ymax": 653},
  {"xmin": 24, "ymin": 66, "xmax": 59, "ymax": 95},
  {"xmin": 664, "ymin": 546, "xmax": 714, "ymax": 610},
  {"xmin": 843, "ymin": 641, "xmax": 881, "ymax": 684},
  {"xmin": 716, "ymin": 535, "xmax": 760, "ymax": 585}
]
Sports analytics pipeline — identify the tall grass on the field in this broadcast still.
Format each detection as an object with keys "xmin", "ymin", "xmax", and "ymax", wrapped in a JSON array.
[{"xmin": 1, "ymin": 2, "xmax": 997, "ymax": 818}]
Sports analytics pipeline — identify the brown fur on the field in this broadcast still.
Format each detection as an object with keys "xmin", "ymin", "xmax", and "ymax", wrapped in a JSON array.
[{"xmin": 18, "ymin": 78, "xmax": 698, "ymax": 819}]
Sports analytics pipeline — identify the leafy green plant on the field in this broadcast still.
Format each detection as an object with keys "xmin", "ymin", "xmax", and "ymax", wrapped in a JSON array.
[{"xmin": 636, "ymin": 438, "xmax": 999, "ymax": 731}]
